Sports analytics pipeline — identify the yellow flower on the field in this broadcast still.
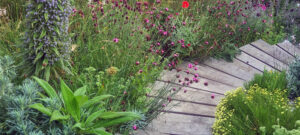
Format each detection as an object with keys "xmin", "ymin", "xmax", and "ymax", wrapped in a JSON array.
[{"xmin": 105, "ymin": 66, "xmax": 119, "ymax": 75}]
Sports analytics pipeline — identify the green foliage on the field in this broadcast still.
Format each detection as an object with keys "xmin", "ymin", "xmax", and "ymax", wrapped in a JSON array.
[
  {"xmin": 214, "ymin": 43, "xmax": 241, "ymax": 62},
  {"xmin": 287, "ymin": 57, "xmax": 300, "ymax": 99},
  {"xmin": 0, "ymin": 56, "xmax": 74, "ymax": 134},
  {"xmin": 262, "ymin": 24, "xmax": 286, "ymax": 45},
  {"xmin": 0, "ymin": 0, "xmax": 26, "ymax": 21},
  {"xmin": 31, "ymin": 77, "xmax": 141, "ymax": 135},
  {"xmin": 261, "ymin": 120, "xmax": 300, "ymax": 135},
  {"xmin": 213, "ymin": 85, "xmax": 300, "ymax": 135},
  {"xmin": 244, "ymin": 70, "xmax": 288, "ymax": 93},
  {"xmin": 18, "ymin": 0, "xmax": 72, "ymax": 81}
]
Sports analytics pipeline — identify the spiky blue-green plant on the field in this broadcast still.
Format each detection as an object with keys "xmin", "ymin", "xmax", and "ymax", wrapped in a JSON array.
[
  {"xmin": 19, "ymin": 0, "xmax": 72, "ymax": 81},
  {"xmin": 287, "ymin": 57, "xmax": 300, "ymax": 99}
]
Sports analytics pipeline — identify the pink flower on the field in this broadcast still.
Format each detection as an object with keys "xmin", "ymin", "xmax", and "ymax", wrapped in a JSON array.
[
  {"xmin": 211, "ymin": 94, "xmax": 215, "ymax": 99},
  {"xmin": 165, "ymin": 8, "xmax": 169, "ymax": 11},
  {"xmin": 139, "ymin": 69, "xmax": 143, "ymax": 73},
  {"xmin": 157, "ymin": 42, "xmax": 160, "ymax": 46},
  {"xmin": 182, "ymin": 22, "xmax": 186, "ymax": 25},
  {"xmin": 156, "ymin": 0, "xmax": 161, "ymax": 4},
  {"xmin": 171, "ymin": 42, "xmax": 175, "ymax": 46},
  {"xmin": 176, "ymin": 13, "xmax": 179, "ymax": 15},
  {"xmin": 248, "ymin": 27, "xmax": 251, "ymax": 31},
  {"xmin": 162, "ymin": 104, "xmax": 166, "ymax": 107},
  {"xmin": 163, "ymin": 31, "xmax": 168, "ymax": 35},
  {"xmin": 144, "ymin": 18, "xmax": 149, "ymax": 23},
  {"xmin": 173, "ymin": 88, "xmax": 176, "ymax": 91},
  {"xmin": 173, "ymin": 53, "xmax": 179, "ymax": 57},
  {"xmin": 159, "ymin": 11, "xmax": 163, "ymax": 14},
  {"xmin": 204, "ymin": 82, "xmax": 208, "ymax": 86},
  {"xmin": 133, "ymin": 125, "xmax": 138, "ymax": 130},
  {"xmin": 205, "ymin": 41, "xmax": 209, "ymax": 45},
  {"xmin": 262, "ymin": 20, "xmax": 266, "ymax": 23},
  {"xmin": 194, "ymin": 67, "xmax": 198, "ymax": 70},
  {"xmin": 152, "ymin": 62, "xmax": 157, "ymax": 66},
  {"xmin": 230, "ymin": 1, "xmax": 235, "ymax": 5},
  {"xmin": 242, "ymin": 21, "xmax": 247, "ymax": 24},
  {"xmin": 227, "ymin": 11, "xmax": 231, "ymax": 16},
  {"xmin": 225, "ymin": 24, "xmax": 229, "ymax": 28},
  {"xmin": 181, "ymin": 44, "xmax": 185, "ymax": 48},
  {"xmin": 260, "ymin": 4, "xmax": 266, "ymax": 11},
  {"xmin": 184, "ymin": 89, "xmax": 187, "ymax": 93},
  {"xmin": 136, "ymin": 61, "xmax": 140, "ymax": 65},
  {"xmin": 72, "ymin": 8, "xmax": 77, "ymax": 13},
  {"xmin": 123, "ymin": 91, "xmax": 127, "ymax": 95},
  {"xmin": 188, "ymin": 63, "xmax": 193, "ymax": 68},
  {"xmin": 194, "ymin": 73, "xmax": 199, "ymax": 77},
  {"xmin": 113, "ymin": 38, "xmax": 119, "ymax": 43}
]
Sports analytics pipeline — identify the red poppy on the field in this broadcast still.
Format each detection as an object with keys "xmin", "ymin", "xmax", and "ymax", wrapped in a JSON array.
[{"xmin": 182, "ymin": 1, "xmax": 189, "ymax": 8}]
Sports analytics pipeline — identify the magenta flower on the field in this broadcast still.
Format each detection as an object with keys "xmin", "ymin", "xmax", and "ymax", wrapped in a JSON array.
[
  {"xmin": 262, "ymin": 20, "xmax": 266, "ymax": 23},
  {"xmin": 260, "ymin": 4, "xmax": 266, "ymax": 11},
  {"xmin": 173, "ymin": 88, "xmax": 176, "ymax": 91},
  {"xmin": 171, "ymin": 42, "xmax": 175, "ymax": 46},
  {"xmin": 184, "ymin": 89, "xmax": 187, "ymax": 93},
  {"xmin": 163, "ymin": 31, "xmax": 168, "ymax": 35},
  {"xmin": 133, "ymin": 125, "xmax": 138, "ymax": 130},
  {"xmin": 173, "ymin": 53, "xmax": 179, "ymax": 57},
  {"xmin": 188, "ymin": 63, "xmax": 193, "ymax": 68},
  {"xmin": 156, "ymin": 0, "xmax": 161, "ymax": 4},
  {"xmin": 144, "ymin": 18, "xmax": 149, "ymax": 23},
  {"xmin": 176, "ymin": 13, "xmax": 179, "ymax": 15},
  {"xmin": 230, "ymin": 1, "xmax": 235, "ymax": 5},
  {"xmin": 157, "ymin": 42, "xmax": 160, "ymax": 46},
  {"xmin": 204, "ymin": 82, "xmax": 208, "ymax": 86},
  {"xmin": 211, "ymin": 94, "xmax": 215, "ymax": 99},
  {"xmin": 152, "ymin": 62, "xmax": 157, "ymax": 66},
  {"xmin": 181, "ymin": 44, "xmax": 185, "ymax": 48},
  {"xmin": 136, "ymin": 61, "xmax": 140, "ymax": 65},
  {"xmin": 162, "ymin": 104, "xmax": 166, "ymax": 107},
  {"xmin": 194, "ymin": 67, "xmax": 198, "ymax": 70},
  {"xmin": 205, "ymin": 41, "xmax": 209, "ymax": 45},
  {"xmin": 165, "ymin": 8, "xmax": 169, "ymax": 11},
  {"xmin": 113, "ymin": 38, "xmax": 119, "ymax": 43},
  {"xmin": 182, "ymin": 22, "xmax": 186, "ymax": 25},
  {"xmin": 194, "ymin": 73, "xmax": 199, "ymax": 77},
  {"xmin": 139, "ymin": 69, "xmax": 143, "ymax": 73},
  {"xmin": 123, "ymin": 91, "xmax": 127, "ymax": 95}
]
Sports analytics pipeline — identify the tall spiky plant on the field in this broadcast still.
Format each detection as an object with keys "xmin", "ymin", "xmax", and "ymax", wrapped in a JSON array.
[{"xmin": 19, "ymin": 0, "xmax": 72, "ymax": 81}]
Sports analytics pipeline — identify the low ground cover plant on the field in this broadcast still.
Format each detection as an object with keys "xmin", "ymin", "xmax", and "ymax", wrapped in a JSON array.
[
  {"xmin": 287, "ymin": 57, "xmax": 300, "ymax": 99},
  {"xmin": 244, "ymin": 69, "xmax": 288, "ymax": 93},
  {"xmin": 213, "ymin": 85, "xmax": 300, "ymax": 135}
]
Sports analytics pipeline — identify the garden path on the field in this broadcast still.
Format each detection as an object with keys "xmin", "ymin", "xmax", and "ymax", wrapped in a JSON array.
[{"xmin": 135, "ymin": 39, "xmax": 300, "ymax": 135}]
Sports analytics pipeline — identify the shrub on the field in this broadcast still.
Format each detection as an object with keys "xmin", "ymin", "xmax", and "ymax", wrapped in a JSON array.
[
  {"xmin": 31, "ymin": 77, "xmax": 142, "ymax": 135},
  {"xmin": 244, "ymin": 69, "xmax": 288, "ymax": 93},
  {"xmin": 19, "ymin": 0, "xmax": 72, "ymax": 81},
  {"xmin": 0, "ymin": 56, "xmax": 73, "ymax": 134},
  {"xmin": 213, "ymin": 85, "xmax": 300, "ymax": 135},
  {"xmin": 287, "ymin": 57, "xmax": 300, "ymax": 99},
  {"xmin": 260, "ymin": 120, "xmax": 300, "ymax": 135}
]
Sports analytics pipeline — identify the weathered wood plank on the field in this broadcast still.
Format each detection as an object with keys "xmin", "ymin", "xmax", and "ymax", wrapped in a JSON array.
[
  {"xmin": 240, "ymin": 44, "xmax": 288, "ymax": 71},
  {"xmin": 166, "ymin": 101, "xmax": 216, "ymax": 116},
  {"xmin": 251, "ymin": 39, "xmax": 295, "ymax": 65},
  {"xmin": 159, "ymin": 70, "xmax": 235, "ymax": 95},
  {"xmin": 235, "ymin": 51, "xmax": 274, "ymax": 72},
  {"xmin": 277, "ymin": 41, "xmax": 300, "ymax": 57},
  {"xmin": 203, "ymin": 57, "xmax": 261, "ymax": 81},
  {"xmin": 177, "ymin": 62, "xmax": 245, "ymax": 87},
  {"xmin": 135, "ymin": 113, "xmax": 214, "ymax": 135},
  {"xmin": 151, "ymin": 81, "xmax": 225, "ymax": 105}
]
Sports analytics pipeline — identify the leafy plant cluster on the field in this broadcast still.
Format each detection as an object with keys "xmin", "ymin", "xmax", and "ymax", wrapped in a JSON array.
[
  {"xmin": 212, "ymin": 85, "xmax": 300, "ymax": 135},
  {"xmin": 19, "ymin": 0, "xmax": 73, "ymax": 81},
  {"xmin": 287, "ymin": 57, "xmax": 300, "ymax": 99}
]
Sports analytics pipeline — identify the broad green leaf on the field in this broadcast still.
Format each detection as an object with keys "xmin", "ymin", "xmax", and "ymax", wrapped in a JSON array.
[
  {"xmin": 44, "ymin": 13, "xmax": 48, "ymax": 22},
  {"xmin": 85, "ymin": 110, "xmax": 105, "ymax": 125},
  {"xmin": 60, "ymin": 79, "xmax": 80, "ymax": 122},
  {"xmin": 84, "ymin": 128, "xmax": 112, "ymax": 135},
  {"xmin": 50, "ymin": 110, "xmax": 70, "ymax": 122},
  {"xmin": 82, "ymin": 95, "xmax": 113, "ymax": 108},
  {"xmin": 58, "ymin": 5, "xmax": 63, "ymax": 11},
  {"xmin": 44, "ymin": 66, "xmax": 50, "ymax": 81},
  {"xmin": 55, "ymin": 27, "xmax": 60, "ymax": 35},
  {"xmin": 93, "ymin": 114, "xmax": 141, "ymax": 128},
  {"xmin": 39, "ymin": 30, "xmax": 46, "ymax": 39},
  {"xmin": 33, "ymin": 76, "xmax": 59, "ymax": 99},
  {"xmin": 74, "ymin": 86, "xmax": 87, "ymax": 96},
  {"xmin": 29, "ymin": 103, "xmax": 52, "ymax": 116},
  {"xmin": 37, "ymin": 4, "xmax": 43, "ymax": 9},
  {"xmin": 72, "ymin": 123, "xmax": 86, "ymax": 130},
  {"xmin": 35, "ymin": 61, "xmax": 43, "ymax": 75},
  {"xmin": 52, "ymin": 48, "xmax": 60, "ymax": 56},
  {"xmin": 33, "ymin": 52, "xmax": 43, "ymax": 64},
  {"xmin": 99, "ymin": 112, "xmax": 141, "ymax": 119},
  {"xmin": 75, "ymin": 95, "xmax": 88, "ymax": 107}
]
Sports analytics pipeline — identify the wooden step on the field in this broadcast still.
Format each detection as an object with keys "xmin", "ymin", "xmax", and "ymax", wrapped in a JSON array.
[
  {"xmin": 151, "ymin": 81, "xmax": 225, "ymax": 105},
  {"xmin": 240, "ymin": 44, "xmax": 288, "ymax": 71},
  {"xmin": 251, "ymin": 39, "xmax": 295, "ymax": 65},
  {"xmin": 177, "ymin": 62, "xmax": 245, "ymax": 87},
  {"xmin": 235, "ymin": 51, "xmax": 274, "ymax": 72},
  {"xmin": 159, "ymin": 70, "xmax": 235, "ymax": 95},
  {"xmin": 135, "ymin": 113, "xmax": 214, "ymax": 135},
  {"xmin": 203, "ymin": 57, "xmax": 261, "ymax": 81},
  {"xmin": 276, "ymin": 41, "xmax": 300, "ymax": 57}
]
